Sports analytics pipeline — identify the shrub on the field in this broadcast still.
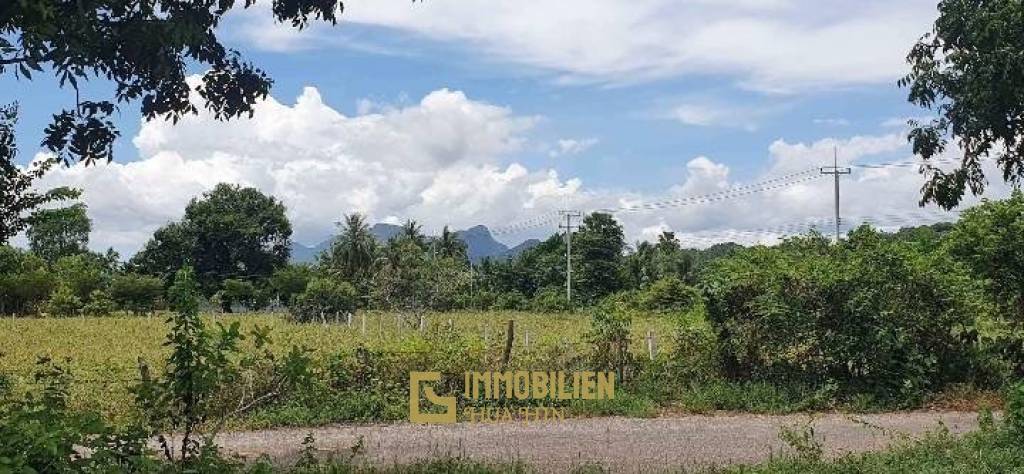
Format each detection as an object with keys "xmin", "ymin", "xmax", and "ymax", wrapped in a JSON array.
[
  {"xmin": 701, "ymin": 227, "xmax": 984, "ymax": 404},
  {"xmin": 531, "ymin": 287, "xmax": 570, "ymax": 312},
  {"xmin": 110, "ymin": 273, "xmax": 164, "ymax": 315},
  {"xmin": 491, "ymin": 291, "xmax": 527, "ymax": 311},
  {"xmin": 45, "ymin": 285, "xmax": 82, "ymax": 317},
  {"xmin": 82, "ymin": 289, "xmax": 117, "ymax": 316},
  {"xmin": 0, "ymin": 246, "xmax": 56, "ymax": 315},
  {"xmin": 218, "ymin": 278, "xmax": 257, "ymax": 312},
  {"xmin": 53, "ymin": 254, "xmax": 107, "ymax": 301},
  {"xmin": 270, "ymin": 264, "xmax": 313, "ymax": 305},
  {"xmin": 1008, "ymin": 382, "xmax": 1024, "ymax": 438},
  {"xmin": 588, "ymin": 303, "xmax": 634, "ymax": 380},
  {"xmin": 636, "ymin": 276, "xmax": 701, "ymax": 313},
  {"xmin": 289, "ymin": 278, "xmax": 357, "ymax": 323},
  {"xmin": 0, "ymin": 359, "xmax": 152, "ymax": 472}
]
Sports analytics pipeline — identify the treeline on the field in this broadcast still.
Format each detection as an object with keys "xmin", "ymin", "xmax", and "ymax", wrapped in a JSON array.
[{"xmin": 0, "ymin": 182, "xmax": 741, "ymax": 319}]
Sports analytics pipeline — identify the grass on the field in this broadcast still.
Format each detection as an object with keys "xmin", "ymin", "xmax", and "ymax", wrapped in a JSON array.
[{"xmin": 0, "ymin": 311, "xmax": 676, "ymax": 425}]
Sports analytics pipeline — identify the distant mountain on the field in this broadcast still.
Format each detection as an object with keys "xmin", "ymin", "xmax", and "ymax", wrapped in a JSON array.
[
  {"xmin": 369, "ymin": 223, "xmax": 402, "ymax": 242},
  {"xmin": 504, "ymin": 238, "xmax": 541, "ymax": 258},
  {"xmin": 456, "ymin": 225, "xmax": 510, "ymax": 263},
  {"xmin": 290, "ymin": 224, "xmax": 535, "ymax": 264},
  {"xmin": 289, "ymin": 239, "xmax": 332, "ymax": 264}
]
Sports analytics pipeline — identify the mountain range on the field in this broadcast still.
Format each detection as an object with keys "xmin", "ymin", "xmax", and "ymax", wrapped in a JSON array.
[{"xmin": 290, "ymin": 224, "xmax": 541, "ymax": 264}]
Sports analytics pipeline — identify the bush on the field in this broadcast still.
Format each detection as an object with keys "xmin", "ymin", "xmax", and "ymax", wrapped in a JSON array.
[
  {"xmin": 531, "ymin": 287, "xmax": 570, "ymax": 312},
  {"xmin": 1007, "ymin": 382, "xmax": 1024, "ymax": 439},
  {"xmin": 0, "ymin": 246, "xmax": 56, "ymax": 315},
  {"xmin": 636, "ymin": 276, "xmax": 701, "ymax": 313},
  {"xmin": 491, "ymin": 291, "xmax": 527, "ymax": 311},
  {"xmin": 45, "ymin": 285, "xmax": 82, "ymax": 317},
  {"xmin": 701, "ymin": 227, "xmax": 984, "ymax": 404},
  {"xmin": 289, "ymin": 278, "xmax": 358, "ymax": 323},
  {"xmin": 270, "ymin": 264, "xmax": 313, "ymax": 306},
  {"xmin": 0, "ymin": 360, "xmax": 152, "ymax": 472},
  {"xmin": 109, "ymin": 273, "xmax": 164, "ymax": 315},
  {"xmin": 218, "ymin": 278, "xmax": 257, "ymax": 312},
  {"xmin": 82, "ymin": 289, "xmax": 117, "ymax": 316},
  {"xmin": 588, "ymin": 303, "xmax": 634, "ymax": 380}
]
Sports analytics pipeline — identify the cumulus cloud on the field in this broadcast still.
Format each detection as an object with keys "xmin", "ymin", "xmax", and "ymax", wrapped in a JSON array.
[
  {"xmin": 666, "ymin": 102, "xmax": 779, "ymax": 131},
  {"xmin": 238, "ymin": 0, "xmax": 937, "ymax": 91},
  {"xmin": 548, "ymin": 138, "xmax": 598, "ymax": 158},
  {"xmin": 35, "ymin": 85, "xmax": 1012, "ymax": 255},
  {"xmin": 38, "ymin": 86, "xmax": 582, "ymax": 254}
]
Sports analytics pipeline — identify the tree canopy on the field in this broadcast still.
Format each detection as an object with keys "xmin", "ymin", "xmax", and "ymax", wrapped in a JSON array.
[
  {"xmin": 131, "ymin": 183, "xmax": 291, "ymax": 295},
  {"xmin": 902, "ymin": 0, "xmax": 1024, "ymax": 208},
  {"xmin": 27, "ymin": 203, "xmax": 91, "ymax": 264},
  {"xmin": 1, "ymin": 0, "xmax": 344, "ymax": 165},
  {"xmin": 0, "ymin": 103, "xmax": 79, "ymax": 243}
]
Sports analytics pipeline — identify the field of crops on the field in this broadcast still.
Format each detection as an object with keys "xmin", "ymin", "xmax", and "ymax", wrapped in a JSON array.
[{"xmin": 0, "ymin": 311, "xmax": 678, "ymax": 423}]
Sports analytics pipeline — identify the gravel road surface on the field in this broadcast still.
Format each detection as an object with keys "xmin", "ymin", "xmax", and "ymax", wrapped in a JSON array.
[{"xmin": 215, "ymin": 411, "xmax": 980, "ymax": 472}]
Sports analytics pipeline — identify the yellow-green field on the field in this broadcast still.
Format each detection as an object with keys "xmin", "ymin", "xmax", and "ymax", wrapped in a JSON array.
[{"xmin": 0, "ymin": 311, "xmax": 677, "ymax": 423}]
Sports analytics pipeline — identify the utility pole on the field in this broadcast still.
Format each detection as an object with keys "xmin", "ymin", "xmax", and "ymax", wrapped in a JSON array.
[
  {"xmin": 559, "ymin": 210, "xmax": 581, "ymax": 304},
  {"xmin": 820, "ymin": 147, "xmax": 851, "ymax": 242}
]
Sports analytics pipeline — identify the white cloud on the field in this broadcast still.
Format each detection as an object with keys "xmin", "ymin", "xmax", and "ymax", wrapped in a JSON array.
[
  {"xmin": 813, "ymin": 117, "xmax": 850, "ymax": 127},
  {"xmin": 38, "ymin": 86, "xmax": 572, "ymax": 254},
  {"xmin": 35, "ymin": 86, "xmax": 1012, "ymax": 255},
  {"xmin": 245, "ymin": 0, "xmax": 937, "ymax": 91},
  {"xmin": 667, "ymin": 102, "xmax": 777, "ymax": 130},
  {"xmin": 548, "ymin": 138, "xmax": 598, "ymax": 158}
]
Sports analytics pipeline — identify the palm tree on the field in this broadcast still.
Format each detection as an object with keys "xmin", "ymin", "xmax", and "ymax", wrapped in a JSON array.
[
  {"xmin": 322, "ymin": 213, "xmax": 377, "ymax": 285},
  {"xmin": 434, "ymin": 225, "xmax": 468, "ymax": 262},
  {"xmin": 400, "ymin": 219, "xmax": 427, "ymax": 249}
]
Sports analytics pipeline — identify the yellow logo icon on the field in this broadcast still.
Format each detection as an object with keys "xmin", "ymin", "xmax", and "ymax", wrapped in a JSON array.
[{"xmin": 409, "ymin": 371, "xmax": 457, "ymax": 424}]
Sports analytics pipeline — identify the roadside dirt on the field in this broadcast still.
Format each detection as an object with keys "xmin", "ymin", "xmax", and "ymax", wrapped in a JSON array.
[{"xmin": 211, "ymin": 411, "xmax": 982, "ymax": 472}]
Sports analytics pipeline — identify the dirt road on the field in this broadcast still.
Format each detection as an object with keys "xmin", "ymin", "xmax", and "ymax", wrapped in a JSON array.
[{"xmin": 216, "ymin": 411, "xmax": 980, "ymax": 472}]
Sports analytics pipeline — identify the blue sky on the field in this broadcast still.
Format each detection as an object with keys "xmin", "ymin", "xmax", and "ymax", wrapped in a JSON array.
[{"xmin": 3, "ymin": 0, "xmax": 998, "ymax": 254}]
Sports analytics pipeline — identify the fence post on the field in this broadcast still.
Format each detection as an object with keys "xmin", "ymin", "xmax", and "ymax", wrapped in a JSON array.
[
  {"xmin": 524, "ymin": 331, "xmax": 530, "ymax": 350},
  {"xmin": 361, "ymin": 312, "xmax": 366, "ymax": 337},
  {"xmin": 419, "ymin": 313, "xmax": 426, "ymax": 332},
  {"xmin": 501, "ymin": 319, "xmax": 515, "ymax": 369},
  {"xmin": 646, "ymin": 330, "xmax": 656, "ymax": 361}
]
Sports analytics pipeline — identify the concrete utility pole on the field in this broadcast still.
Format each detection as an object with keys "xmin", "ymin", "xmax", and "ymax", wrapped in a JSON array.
[
  {"xmin": 559, "ymin": 210, "xmax": 581, "ymax": 304},
  {"xmin": 820, "ymin": 147, "xmax": 851, "ymax": 242}
]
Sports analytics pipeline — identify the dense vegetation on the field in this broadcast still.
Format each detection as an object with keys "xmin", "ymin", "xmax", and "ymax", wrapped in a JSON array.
[{"xmin": 5, "ymin": 185, "xmax": 1024, "ymax": 415}]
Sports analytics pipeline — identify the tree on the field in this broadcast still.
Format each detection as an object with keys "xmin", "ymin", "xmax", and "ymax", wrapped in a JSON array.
[
  {"xmin": 434, "ymin": 225, "xmax": 468, "ymax": 263},
  {"xmin": 319, "ymin": 213, "xmax": 377, "ymax": 292},
  {"xmin": 217, "ymin": 278, "xmax": 258, "ymax": 313},
  {"xmin": 702, "ymin": 227, "xmax": 983, "ymax": 401},
  {"xmin": 901, "ymin": 0, "xmax": 1024, "ymax": 208},
  {"xmin": 129, "ymin": 222, "xmax": 194, "ymax": 283},
  {"xmin": 399, "ymin": 219, "xmax": 427, "ymax": 250},
  {"xmin": 573, "ymin": 213, "xmax": 626, "ymax": 303},
  {"xmin": 26, "ymin": 203, "xmax": 91, "ymax": 264},
  {"xmin": 946, "ymin": 191, "xmax": 1024, "ymax": 326},
  {"xmin": 53, "ymin": 253, "xmax": 109, "ymax": 301},
  {"xmin": 110, "ymin": 273, "xmax": 164, "ymax": 315},
  {"xmin": 269, "ymin": 264, "xmax": 313, "ymax": 305},
  {"xmin": 289, "ymin": 278, "xmax": 357, "ymax": 324},
  {"xmin": 46, "ymin": 284, "xmax": 82, "ymax": 317},
  {"xmin": 1, "ymin": 0, "xmax": 344, "ymax": 166},
  {"xmin": 0, "ymin": 245, "xmax": 55, "ymax": 314},
  {"xmin": 132, "ymin": 184, "xmax": 291, "ymax": 295},
  {"xmin": 0, "ymin": 103, "xmax": 78, "ymax": 243}
]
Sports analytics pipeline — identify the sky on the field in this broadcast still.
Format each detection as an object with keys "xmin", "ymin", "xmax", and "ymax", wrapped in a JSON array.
[{"xmin": 2, "ymin": 0, "xmax": 1012, "ymax": 255}]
